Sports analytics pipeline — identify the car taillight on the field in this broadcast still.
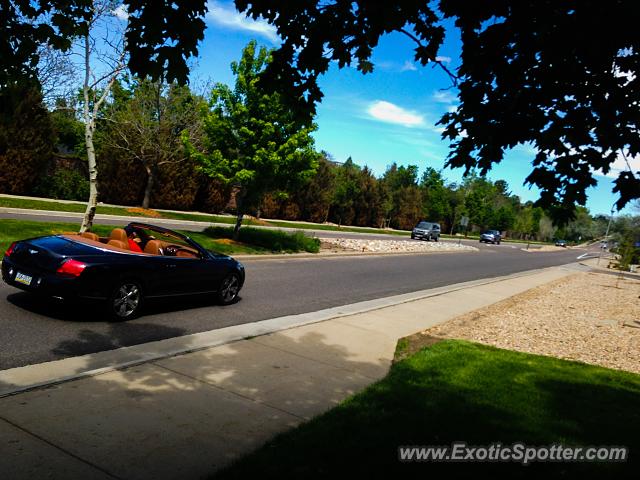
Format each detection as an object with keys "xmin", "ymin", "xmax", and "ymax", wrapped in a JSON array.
[
  {"xmin": 4, "ymin": 242, "xmax": 17, "ymax": 257},
  {"xmin": 56, "ymin": 259, "xmax": 87, "ymax": 277}
]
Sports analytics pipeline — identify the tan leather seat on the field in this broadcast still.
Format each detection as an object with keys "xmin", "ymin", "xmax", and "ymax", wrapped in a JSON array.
[
  {"xmin": 176, "ymin": 250, "xmax": 198, "ymax": 258},
  {"xmin": 107, "ymin": 239, "xmax": 127, "ymax": 250},
  {"xmin": 109, "ymin": 228, "xmax": 129, "ymax": 248},
  {"xmin": 81, "ymin": 232, "xmax": 99, "ymax": 241},
  {"xmin": 144, "ymin": 240, "xmax": 162, "ymax": 255}
]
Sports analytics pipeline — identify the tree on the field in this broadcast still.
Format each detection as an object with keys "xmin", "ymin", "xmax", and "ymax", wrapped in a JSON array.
[
  {"xmin": 0, "ymin": 1, "xmax": 90, "ymax": 88},
  {"xmin": 330, "ymin": 157, "xmax": 361, "ymax": 226},
  {"xmin": 0, "ymin": 83, "xmax": 54, "ymax": 195},
  {"xmin": 234, "ymin": 0, "xmax": 640, "ymax": 219},
  {"xmin": 106, "ymin": 79, "xmax": 205, "ymax": 209},
  {"xmin": 296, "ymin": 153, "xmax": 336, "ymax": 223},
  {"xmin": 1, "ymin": 0, "xmax": 206, "ymax": 87},
  {"xmin": 77, "ymin": 0, "xmax": 127, "ymax": 231},
  {"xmin": 36, "ymin": 44, "xmax": 78, "ymax": 107},
  {"xmin": 381, "ymin": 163, "xmax": 422, "ymax": 229},
  {"xmin": 191, "ymin": 41, "xmax": 319, "ymax": 238},
  {"xmin": 6, "ymin": 2, "xmax": 639, "ymax": 217},
  {"xmin": 420, "ymin": 168, "xmax": 451, "ymax": 224}
]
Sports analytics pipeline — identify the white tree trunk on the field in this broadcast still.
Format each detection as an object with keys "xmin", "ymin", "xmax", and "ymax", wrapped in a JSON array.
[
  {"xmin": 79, "ymin": 9, "xmax": 126, "ymax": 232},
  {"xmin": 80, "ymin": 33, "xmax": 97, "ymax": 233},
  {"xmin": 81, "ymin": 122, "xmax": 99, "ymax": 232}
]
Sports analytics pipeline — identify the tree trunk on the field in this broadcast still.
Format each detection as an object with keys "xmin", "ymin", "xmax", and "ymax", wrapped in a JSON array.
[
  {"xmin": 142, "ymin": 165, "xmax": 154, "ymax": 209},
  {"xmin": 80, "ymin": 33, "xmax": 97, "ymax": 233},
  {"xmin": 80, "ymin": 125, "xmax": 98, "ymax": 232},
  {"xmin": 233, "ymin": 191, "xmax": 244, "ymax": 240}
]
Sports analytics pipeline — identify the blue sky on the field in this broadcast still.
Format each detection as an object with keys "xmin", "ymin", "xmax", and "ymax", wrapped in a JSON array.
[{"xmin": 192, "ymin": 1, "xmax": 635, "ymax": 216}]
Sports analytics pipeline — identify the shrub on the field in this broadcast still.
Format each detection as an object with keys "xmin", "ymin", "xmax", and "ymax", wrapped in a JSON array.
[
  {"xmin": 203, "ymin": 226, "xmax": 320, "ymax": 253},
  {"xmin": 34, "ymin": 168, "xmax": 89, "ymax": 201},
  {"xmin": 612, "ymin": 237, "xmax": 640, "ymax": 271},
  {"xmin": 0, "ymin": 84, "xmax": 53, "ymax": 195}
]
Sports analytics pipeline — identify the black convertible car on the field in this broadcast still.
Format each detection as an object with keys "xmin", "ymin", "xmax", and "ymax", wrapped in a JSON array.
[{"xmin": 1, "ymin": 223, "xmax": 245, "ymax": 320}]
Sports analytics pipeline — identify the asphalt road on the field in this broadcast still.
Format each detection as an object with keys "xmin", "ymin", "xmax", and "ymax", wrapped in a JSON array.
[{"xmin": 0, "ymin": 239, "xmax": 584, "ymax": 370}]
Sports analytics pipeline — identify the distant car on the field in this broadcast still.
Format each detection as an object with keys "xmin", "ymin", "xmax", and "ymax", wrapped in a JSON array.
[
  {"xmin": 411, "ymin": 221, "xmax": 440, "ymax": 241},
  {"xmin": 1, "ymin": 222, "xmax": 245, "ymax": 321},
  {"xmin": 555, "ymin": 239, "xmax": 567, "ymax": 247},
  {"xmin": 480, "ymin": 230, "xmax": 502, "ymax": 245}
]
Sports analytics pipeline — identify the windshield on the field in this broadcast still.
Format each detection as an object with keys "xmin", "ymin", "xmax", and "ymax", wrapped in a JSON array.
[{"xmin": 416, "ymin": 222, "xmax": 431, "ymax": 228}]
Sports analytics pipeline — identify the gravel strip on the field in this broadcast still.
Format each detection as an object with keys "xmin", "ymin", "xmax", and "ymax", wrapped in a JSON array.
[
  {"xmin": 320, "ymin": 238, "xmax": 478, "ymax": 253},
  {"xmin": 424, "ymin": 272, "xmax": 640, "ymax": 374}
]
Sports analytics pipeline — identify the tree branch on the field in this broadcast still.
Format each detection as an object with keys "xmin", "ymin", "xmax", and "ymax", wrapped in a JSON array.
[{"xmin": 399, "ymin": 28, "xmax": 459, "ymax": 86}]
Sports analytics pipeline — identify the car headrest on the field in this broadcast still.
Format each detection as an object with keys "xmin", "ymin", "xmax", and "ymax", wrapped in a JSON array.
[
  {"xmin": 107, "ymin": 239, "xmax": 127, "ymax": 250},
  {"xmin": 80, "ymin": 232, "xmax": 99, "ymax": 241},
  {"xmin": 144, "ymin": 240, "xmax": 162, "ymax": 255},
  {"xmin": 109, "ymin": 228, "xmax": 129, "ymax": 245}
]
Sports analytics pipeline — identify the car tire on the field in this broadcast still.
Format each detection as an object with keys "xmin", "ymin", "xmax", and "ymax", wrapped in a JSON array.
[
  {"xmin": 434, "ymin": 236, "xmax": 439, "ymax": 242},
  {"xmin": 497, "ymin": 240, "xmax": 501, "ymax": 245},
  {"xmin": 411, "ymin": 234, "xmax": 415, "ymax": 239},
  {"xmin": 217, "ymin": 272, "xmax": 241, "ymax": 305},
  {"xmin": 108, "ymin": 280, "xmax": 143, "ymax": 321}
]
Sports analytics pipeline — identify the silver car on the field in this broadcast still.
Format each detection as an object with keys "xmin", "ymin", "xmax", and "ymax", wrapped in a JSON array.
[
  {"xmin": 411, "ymin": 221, "xmax": 440, "ymax": 241},
  {"xmin": 480, "ymin": 230, "xmax": 502, "ymax": 244}
]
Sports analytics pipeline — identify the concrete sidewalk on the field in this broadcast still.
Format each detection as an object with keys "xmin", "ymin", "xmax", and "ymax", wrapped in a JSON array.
[{"xmin": 0, "ymin": 264, "xmax": 583, "ymax": 480}]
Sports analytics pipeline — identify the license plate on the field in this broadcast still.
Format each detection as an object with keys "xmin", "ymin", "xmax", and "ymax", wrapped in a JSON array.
[{"xmin": 15, "ymin": 272, "xmax": 32, "ymax": 286}]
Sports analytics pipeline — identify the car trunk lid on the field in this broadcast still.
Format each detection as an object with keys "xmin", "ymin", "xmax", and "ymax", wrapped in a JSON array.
[{"xmin": 10, "ymin": 236, "xmax": 96, "ymax": 272}]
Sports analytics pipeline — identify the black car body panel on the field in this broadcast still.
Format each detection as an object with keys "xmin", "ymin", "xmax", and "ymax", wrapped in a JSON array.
[{"xmin": 2, "ymin": 223, "xmax": 245, "ymax": 305}]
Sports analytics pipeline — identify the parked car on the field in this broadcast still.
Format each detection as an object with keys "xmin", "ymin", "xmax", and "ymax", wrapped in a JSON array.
[
  {"xmin": 479, "ymin": 230, "xmax": 502, "ymax": 244},
  {"xmin": 411, "ymin": 221, "xmax": 441, "ymax": 241},
  {"xmin": 555, "ymin": 239, "xmax": 567, "ymax": 247},
  {"xmin": 1, "ymin": 222, "xmax": 245, "ymax": 321}
]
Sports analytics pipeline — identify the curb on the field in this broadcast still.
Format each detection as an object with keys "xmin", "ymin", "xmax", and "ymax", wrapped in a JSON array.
[{"xmin": 0, "ymin": 263, "xmax": 586, "ymax": 398}]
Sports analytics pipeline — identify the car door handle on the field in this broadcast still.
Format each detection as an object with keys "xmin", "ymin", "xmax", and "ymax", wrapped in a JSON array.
[{"xmin": 167, "ymin": 264, "xmax": 177, "ymax": 268}]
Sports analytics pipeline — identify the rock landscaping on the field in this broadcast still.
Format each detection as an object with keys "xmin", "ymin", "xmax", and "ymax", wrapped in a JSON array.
[{"xmin": 320, "ymin": 237, "xmax": 478, "ymax": 253}]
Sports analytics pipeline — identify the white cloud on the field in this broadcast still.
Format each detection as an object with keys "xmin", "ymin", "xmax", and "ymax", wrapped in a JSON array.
[
  {"xmin": 435, "ymin": 55, "xmax": 452, "ymax": 63},
  {"xmin": 112, "ymin": 5, "xmax": 128, "ymax": 20},
  {"xmin": 400, "ymin": 60, "xmax": 417, "ymax": 72},
  {"xmin": 206, "ymin": 1, "xmax": 279, "ymax": 43},
  {"xmin": 367, "ymin": 100, "xmax": 424, "ymax": 127},
  {"xmin": 602, "ymin": 151, "xmax": 640, "ymax": 178},
  {"xmin": 432, "ymin": 90, "xmax": 458, "ymax": 104}
]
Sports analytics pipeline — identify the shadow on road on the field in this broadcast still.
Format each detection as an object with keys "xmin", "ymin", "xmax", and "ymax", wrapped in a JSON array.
[
  {"xmin": 6, "ymin": 291, "xmax": 242, "ymax": 322},
  {"xmin": 51, "ymin": 323, "xmax": 187, "ymax": 358}
]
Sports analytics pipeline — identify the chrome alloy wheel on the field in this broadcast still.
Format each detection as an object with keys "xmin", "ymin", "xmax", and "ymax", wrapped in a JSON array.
[
  {"xmin": 220, "ymin": 274, "xmax": 240, "ymax": 303},
  {"xmin": 113, "ymin": 283, "xmax": 140, "ymax": 318}
]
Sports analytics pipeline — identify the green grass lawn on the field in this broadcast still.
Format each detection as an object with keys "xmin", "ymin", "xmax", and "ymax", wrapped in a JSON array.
[
  {"xmin": 0, "ymin": 219, "xmax": 318, "ymax": 255},
  {"xmin": 214, "ymin": 340, "xmax": 639, "ymax": 479},
  {"xmin": 0, "ymin": 196, "xmax": 411, "ymax": 236}
]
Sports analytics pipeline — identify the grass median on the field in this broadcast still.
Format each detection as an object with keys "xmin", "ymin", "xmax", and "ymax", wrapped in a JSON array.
[
  {"xmin": 214, "ymin": 339, "xmax": 639, "ymax": 478},
  {"xmin": 0, "ymin": 196, "xmax": 555, "ymax": 244},
  {"xmin": 0, "ymin": 196, "xmax": 412, "ymax": 236},
  {"xmin": 0, "ymin": 219, "xmax": 319, "ymax": 255}
]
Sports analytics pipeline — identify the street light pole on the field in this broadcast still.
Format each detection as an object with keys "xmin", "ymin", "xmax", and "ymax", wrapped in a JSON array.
[{"xmin": 598, "ymin": 205, "xmax": 616, "ymax": 266}]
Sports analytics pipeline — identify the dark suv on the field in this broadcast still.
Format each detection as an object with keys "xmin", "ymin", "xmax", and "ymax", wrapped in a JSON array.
[
  {"xmin": 411, "ymin": 221, "xmax": 441, "ymax": 242},
  {"xmin": 480, "ymin": 230, "xmax": 502, "ymax": 244}
]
